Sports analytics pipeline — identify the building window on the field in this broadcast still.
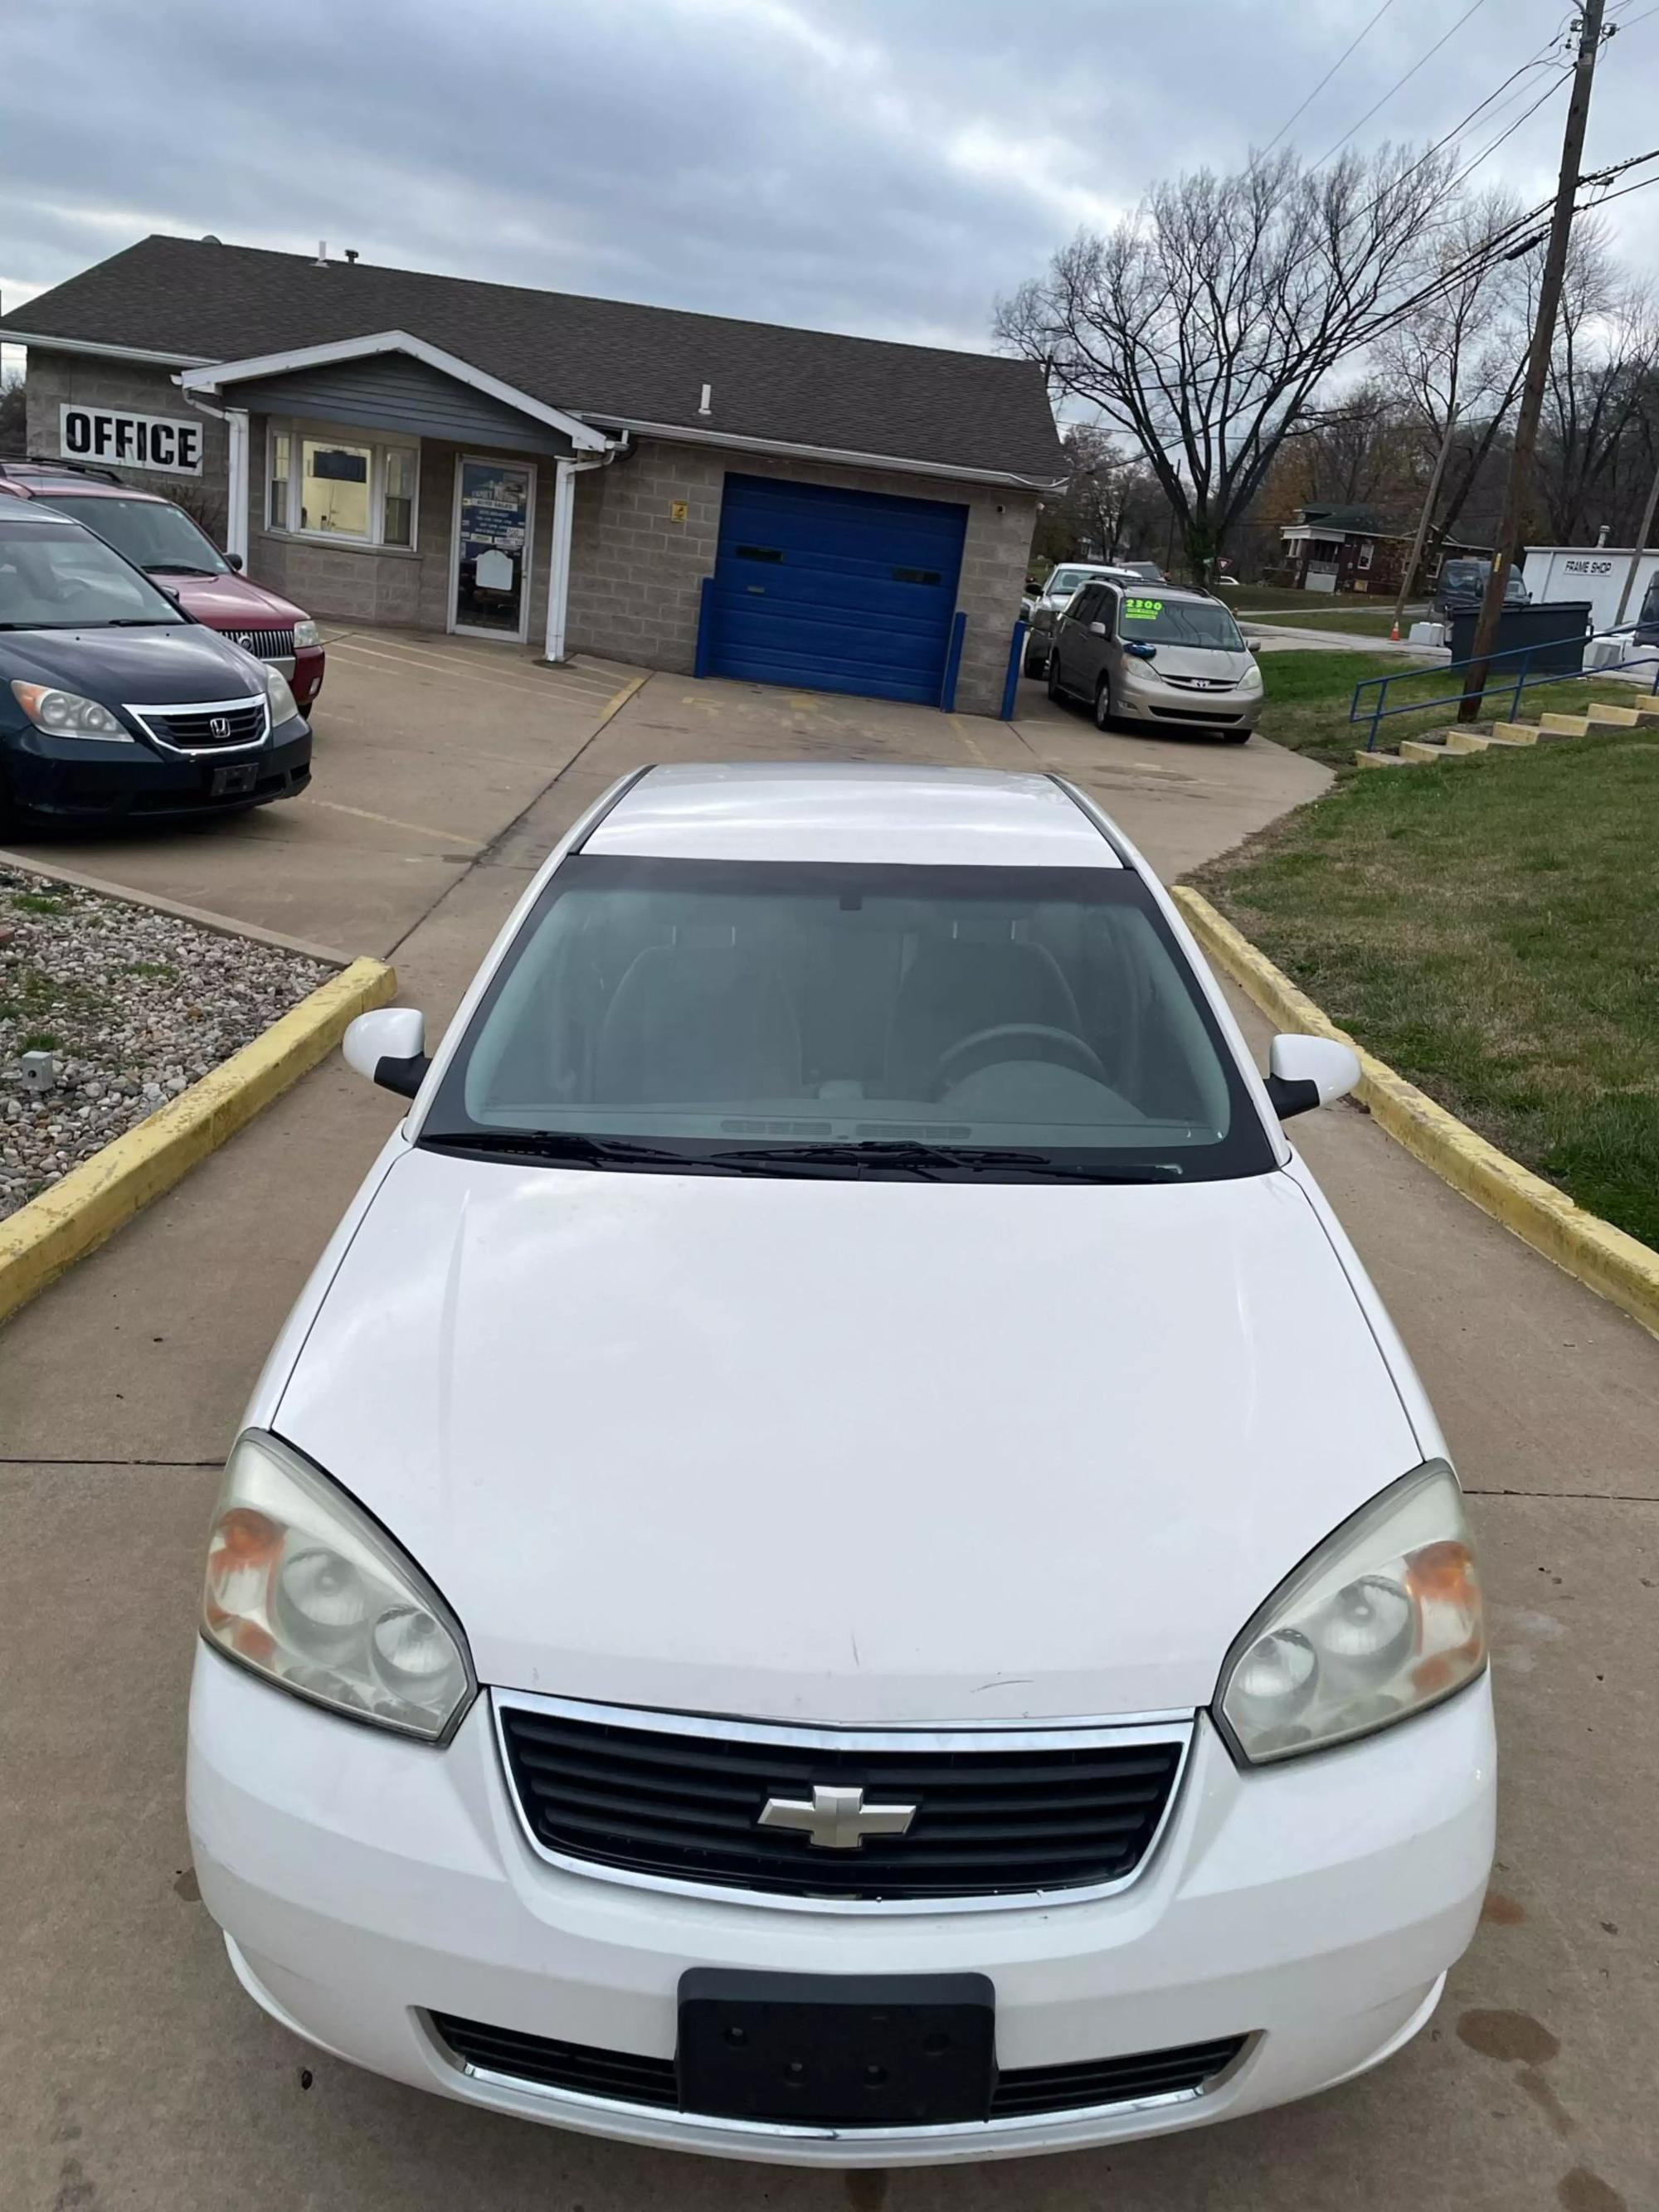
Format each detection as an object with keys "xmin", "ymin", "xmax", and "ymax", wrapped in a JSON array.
[
  {"xmin": 302, "ymin": 440, "xmax": 372, "ymax": 537},
  {"xmin": 383, "ymin": 446, "xmax": 416, "ymax": 548},
  {"xmin": 264, "ymin": 421, "xmax": 419, "ymax": 549},
  {"xmin": 268, "ymin": 431, "xmax": 290, "ymax": 532},
  {"xmin": 1358, "ymin": 540, "xmax": 1375, "ymax": 571}
]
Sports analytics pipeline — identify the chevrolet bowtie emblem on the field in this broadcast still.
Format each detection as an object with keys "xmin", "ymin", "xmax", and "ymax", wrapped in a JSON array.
[{"xmin": 757, "ymin": 1782, "xmax": 917, "ymax": 1850}]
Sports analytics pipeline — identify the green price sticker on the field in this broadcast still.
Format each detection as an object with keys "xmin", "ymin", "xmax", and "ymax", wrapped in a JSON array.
[{"xmin": 1125, "ymin": 597, "xmax": 1163, "ymax": 621}]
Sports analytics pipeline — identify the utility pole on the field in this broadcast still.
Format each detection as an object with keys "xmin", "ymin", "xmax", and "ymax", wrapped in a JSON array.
[
  {"xmin": 1459, "ymin": 0, "xmax": 1606, "ymax": 719},
  {"xmin": 1610, "ymin": 452, "xmax": 1659, "ymax": 635},
  {"xmin": 1390, "ymin": 410, "xmax": 1459, "ymax": 642}
]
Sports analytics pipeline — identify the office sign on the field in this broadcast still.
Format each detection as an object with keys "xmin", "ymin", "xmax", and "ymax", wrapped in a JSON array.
[{"xmin": 59, "ymin": 404, "xmax": 203, "ymax": 476}]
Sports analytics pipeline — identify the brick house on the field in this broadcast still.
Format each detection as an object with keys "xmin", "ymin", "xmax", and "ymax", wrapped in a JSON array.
[
  {"xmin": 1277, "ymin": 506, "xmax": 1490, "ymax": 597},
  {"xmin": 0, "ymin": 236, "xmax": 1063, "ymax": 715}
]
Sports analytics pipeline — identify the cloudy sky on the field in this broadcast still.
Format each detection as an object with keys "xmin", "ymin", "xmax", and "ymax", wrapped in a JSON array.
[{"xmin": 3, "ymin": 0, "xmax": 1657, "ymax": 378}]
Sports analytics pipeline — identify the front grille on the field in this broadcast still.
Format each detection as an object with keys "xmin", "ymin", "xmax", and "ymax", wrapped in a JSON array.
[
  {"xmin": 496, "ymin": 1702, "xmax": 1185, "ymax": 1902},
  {"xmin": 430, "ymin": 2013, "xmax": 1246, "ymax": 2122},
  {"xmin": 1151, "ymin": 704, "xmax": 1246, "ymax": 723},
  {"xmin": 218, "ymin": 626, "xmax": 294, "ymax": 660},
  {"xmin": 131, "ymin": 698, "xmax": 269, "ymax": 751}
]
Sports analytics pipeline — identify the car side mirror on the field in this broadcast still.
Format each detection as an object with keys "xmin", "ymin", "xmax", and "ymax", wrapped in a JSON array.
[
  {"xmin": 1245, "ymin": 639, "xmax": 1260, "ymax": 654},
  {"xmin": 343, "ymin": 1006, "xmax": 431, "ymax": 1098},
  {"xmin": 1265, "ymin": 1033, "xmax": 1360, "ymax": 1120},
  {"xmin": 226, "ymin": 552, "xmax": 244, "ymax": 571},
  {"xmin": 1087, "ymin": 620, "xmax": 1108, "ymax": 637}
]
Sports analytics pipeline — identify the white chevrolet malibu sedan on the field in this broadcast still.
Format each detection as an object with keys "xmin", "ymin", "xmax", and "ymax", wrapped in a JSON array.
[{"xmin": 187, "ymin": 762, "xmax": 1495, "ymax": 2167}]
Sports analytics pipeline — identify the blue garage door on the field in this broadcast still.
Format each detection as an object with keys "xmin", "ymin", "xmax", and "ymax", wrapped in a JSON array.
[{"xmin": 708, "ymin": 474, "xmax": 968, "ymax": 705}]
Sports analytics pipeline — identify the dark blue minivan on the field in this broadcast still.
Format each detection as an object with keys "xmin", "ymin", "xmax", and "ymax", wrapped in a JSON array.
[{"xmin": 0, "ymin": 505, "xmax": 311, "ymax": 829}]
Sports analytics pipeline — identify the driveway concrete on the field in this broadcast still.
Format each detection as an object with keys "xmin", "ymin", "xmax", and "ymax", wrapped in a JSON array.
[{"xmin": 2, "ymin": 646, "xmax": 1654, "ymax": 2212}]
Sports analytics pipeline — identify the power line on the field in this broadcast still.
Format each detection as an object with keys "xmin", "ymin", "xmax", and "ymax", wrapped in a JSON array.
[
  {"xmin": 1314, "ymin": 0, "xmax": 1493, "ymax": 168},
  {"xmin": 1439, "ymin": 70, "xmax": 1574, "ymax": 197},
  {"xmin": 1261, "ymin": 0, "xmax": 1404, "ymax": 157}
]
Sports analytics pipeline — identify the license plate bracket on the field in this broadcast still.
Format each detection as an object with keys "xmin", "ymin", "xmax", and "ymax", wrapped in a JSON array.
[
  {"xmin": 210, "ymin": 761, "xmax": 258, "ymax": 797},
  {"xmin": 677, "ymin": 1969, "xmax": 995, "ymax": 2127}
]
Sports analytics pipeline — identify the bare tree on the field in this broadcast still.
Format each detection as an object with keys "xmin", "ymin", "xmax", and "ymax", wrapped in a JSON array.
[
  {"xmin": 1536, "ymin": 224, "xmax": 1658, "ymax": 541},
  {"xmin": 1372, "ymin": 190, "xmax": 1530, "ymax": 576},
  {"xmin": 0, "ymin": 370, "xmax": 24, "ymax": 459},
  {"xmin": 996, "ymin": 146, "xmax": 1453, "ymax": 580}
]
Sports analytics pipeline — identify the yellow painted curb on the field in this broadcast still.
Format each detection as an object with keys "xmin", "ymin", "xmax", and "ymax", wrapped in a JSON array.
[
  {"xmin": 0, "ymin": 955, "xmax": 396, "ymax": 1328},
  {"xmin": 1171, "ymin": 887, "xmax": 1659, "ymax": 1344}
]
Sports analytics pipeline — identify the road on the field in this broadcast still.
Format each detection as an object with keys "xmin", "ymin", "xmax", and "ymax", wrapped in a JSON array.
[{"xmin": 2, "ymin": 634, "xmax": 1653, "ymax": 2212}]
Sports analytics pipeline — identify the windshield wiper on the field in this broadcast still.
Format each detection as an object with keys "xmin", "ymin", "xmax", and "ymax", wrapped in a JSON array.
[
  {"xmin": 102, "ymin": 617, "xmax": 184, "ymax": 626},
  {"xmin": 144, "ymin": 562, "xmax": 219, "ymax": 576},
  {"xmin": 421, "ymin": 1130, "xmax": 721, "ymax": 1171},
  {"xmin": 420, "ymin": 1130, "xmax": 1182, "ymax": 1182}
]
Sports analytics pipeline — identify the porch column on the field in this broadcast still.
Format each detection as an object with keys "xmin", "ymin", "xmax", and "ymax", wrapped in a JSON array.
[
  {"xmin": 544, "ymin": 456, "xmax": 577, "ymax": 664},
  {"xmin": 224, "ymin": 408, "xmax": 251, "ymax": 566}
]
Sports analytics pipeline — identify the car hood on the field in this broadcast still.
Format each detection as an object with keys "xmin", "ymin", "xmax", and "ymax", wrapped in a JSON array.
[
  {"xmin": 1, "ymin": 623, "xmax": 266, "ymax": 702},
  {"xmin": 275, "ymin": 1148, "xmax": 1422, "ymax": 1726},
  {"xmin": 158, "ymin": 571, "xmax": 309, "ymax": 628},
  {"xmin": 1135, "ymin": 644, "xmax": 1256, "ymax": 683}
]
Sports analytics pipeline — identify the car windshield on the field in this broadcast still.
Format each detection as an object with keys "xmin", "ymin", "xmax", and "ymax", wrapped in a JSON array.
[
  {"xmin": 419, "ymin": 856, "xmax": 1276, "ymax": 1182},
  {"xmin": 41, "ymin": 493, "xmax": 229, "ymax": 576},
  {"xmin": 1117, "ymin": 595, "xmax": 1244, "ymax": 650},
  {"xmin": 0, "ymin": 516, "xmax": 187, "ymax": 630},
  {"xmin": 1046, "ymin": 570, "xmax": 1093, "ymax": 596}
]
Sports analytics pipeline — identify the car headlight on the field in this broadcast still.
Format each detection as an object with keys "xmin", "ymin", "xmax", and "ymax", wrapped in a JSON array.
[
  {"xmin": 202, "ymin": 1429, "xmax": 476, "ymax": 1743},
  {"xmin": 265, "ymin": 664, "xmax": 300, "ymax": 723},
  {"xmin": 10, "ymin": 681, "xmax": 132, "ymax": 739},
  {"xmin": 291, "ymin": 617, "xmax": 321, "ymax": 649},
  {"xmin": 1215, "ymin": 1461, "xmax": 1485, "ymax": 1766}
]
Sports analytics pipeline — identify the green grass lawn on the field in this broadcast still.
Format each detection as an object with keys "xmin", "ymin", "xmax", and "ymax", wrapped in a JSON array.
[
  {"xmin": 1242, "ymin": 604, "xmax": 1419, "ymax": 637},
  {"xmin": 1253, "ymin": 651, "xmax": 1618, "ymax": 772},
  {"xmin": 1192, "ymin": 722, "xmax": 1659, "ymax": 1248}
]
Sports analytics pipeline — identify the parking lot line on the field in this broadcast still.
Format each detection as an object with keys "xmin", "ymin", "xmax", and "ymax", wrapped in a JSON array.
[
  {"xmin": 307, "ymin": 799, "xmax": 486, "ymax": 850},
  {"xmin": 327, "ymin": 635, "xmax": 622, "ymax": 702}
]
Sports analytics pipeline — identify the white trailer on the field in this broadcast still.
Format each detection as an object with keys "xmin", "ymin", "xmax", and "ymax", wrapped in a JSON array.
[{"xmin": 1522, "ymin": 545, "xmax": 1659, "ymax": 634}]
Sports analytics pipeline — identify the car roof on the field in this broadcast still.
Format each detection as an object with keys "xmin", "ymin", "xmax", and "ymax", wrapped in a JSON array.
[
  {"xmin": 584, "ymin": 763, "xmax": 1124, "ymax": 869},
  {"xmin": 0, "ymin": 464, "xmax": 167, "ymax": 504}
]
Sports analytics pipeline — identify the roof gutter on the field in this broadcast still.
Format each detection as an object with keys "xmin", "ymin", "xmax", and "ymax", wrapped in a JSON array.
[
  {"xmin": 0, "ymin": 331, "xmax": 216, "ymax": 368},
  {"xmin": 568, "ymin": 411, "xmax": 1065, "ymax": 493}
]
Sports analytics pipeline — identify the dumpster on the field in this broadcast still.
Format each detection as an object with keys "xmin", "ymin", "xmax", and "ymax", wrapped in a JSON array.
[{"xmin": 1447, "ymin": 600, "xmax": 1593, "ymax": 678}]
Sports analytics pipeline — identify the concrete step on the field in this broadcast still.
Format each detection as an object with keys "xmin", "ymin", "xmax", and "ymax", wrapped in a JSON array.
[
  {"xmin": 1539, "ymin": 712, "xmax": 1593, "ymax": 736},
  {"xmin": 1445, "ymin": 730, "xmax": 1530, "ymax": 754},
  {"xmin": 1354, "ymin": 749, "xmax": 1409, "ymax": 768},
  {"xmin": 1628, "ymin": 699, "xmax": 1659, "ymax": 722},
  {"xmin": 1490, "ymin": 721, "xmax": 1544, "ymax": 744},
  {"xmin": 1584, "ymin": 702, "xmax": 1641, "ymax": 727},
  {"xmin": 1399, "ymin": 739, "xmax": 1450, "ymax": 762}
]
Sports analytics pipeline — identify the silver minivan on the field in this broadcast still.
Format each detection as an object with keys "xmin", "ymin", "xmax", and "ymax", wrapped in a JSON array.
[{"xmin": 1048, "ymin": 581, "xmax": 1263, "ymax": 743}]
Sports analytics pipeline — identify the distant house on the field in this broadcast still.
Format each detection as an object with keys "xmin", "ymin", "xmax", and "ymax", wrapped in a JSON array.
[{"xmin": 1277, "ymin": 505, "xmax": 1489, "ymax": 596}]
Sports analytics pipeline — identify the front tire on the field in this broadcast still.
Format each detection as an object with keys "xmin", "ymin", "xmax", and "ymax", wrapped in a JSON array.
[
  {"xmin": 1022, "ymin": 640, "xmax": 1045, "ymax": 678},
  {"xmin": 1046, "ymin": 653, "xmax": 1066, "ymax": 702},
  {"xmin": 1222, "ymin": 727, "xmax": 1252, "ymax": 745},
  {"xmin": 1093, "ymin": 676, "xmax": 1113, "ymax": 731}
]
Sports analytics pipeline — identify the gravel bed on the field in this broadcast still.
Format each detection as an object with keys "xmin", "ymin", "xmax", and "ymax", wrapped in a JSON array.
[{"xmin": 0, "ymin": 867, "xmax": 332, "ymax": 1220}]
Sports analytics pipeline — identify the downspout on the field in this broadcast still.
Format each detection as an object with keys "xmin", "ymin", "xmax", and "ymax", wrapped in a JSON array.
[
  {"xmin": 543, "ymin": 433, "xmax": 630, "ymax": 665},
  {"xmin": 177, "ymin": 383, "xmax": 250, "ymax": 566}
]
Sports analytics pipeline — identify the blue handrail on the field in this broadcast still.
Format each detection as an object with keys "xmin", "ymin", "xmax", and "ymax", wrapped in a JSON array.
[{"xmin": 1350, "ymin": 622, "xmax": 1659, "ymax": 750}]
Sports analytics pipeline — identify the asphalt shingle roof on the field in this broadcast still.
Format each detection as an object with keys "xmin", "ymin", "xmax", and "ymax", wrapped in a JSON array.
[{"xmin": 1, "ymin": 236, "xmax": 1064, "ymax": 485}]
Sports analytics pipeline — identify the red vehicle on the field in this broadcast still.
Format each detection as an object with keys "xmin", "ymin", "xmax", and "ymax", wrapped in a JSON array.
[{"xmin": 0, "ymin": 459, "xmax": 324, "ymax": 708}]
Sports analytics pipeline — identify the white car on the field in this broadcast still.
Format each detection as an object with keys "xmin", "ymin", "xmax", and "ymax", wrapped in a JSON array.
[{"xmin": 187, "ymin": 763, "xmax": 1495, "ymax": 2169}]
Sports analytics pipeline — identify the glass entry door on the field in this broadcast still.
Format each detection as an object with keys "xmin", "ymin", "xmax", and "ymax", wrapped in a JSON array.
[{"xmin": 451, "ymin": 458, "xmax": 534, "ymax": 639}]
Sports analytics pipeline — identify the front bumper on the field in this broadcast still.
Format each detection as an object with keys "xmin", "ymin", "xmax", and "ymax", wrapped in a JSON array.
[
  {"xmin": 2, "ymin": 716, "xmax": 312, "ymax": 823},
  {"xmin": 1115, "ymin": 677, "xmax": 1262, "ymax": 732},
  {"xmin": 187, "ymin": 1651, "xmax": 1495, "ymax": 2166}
]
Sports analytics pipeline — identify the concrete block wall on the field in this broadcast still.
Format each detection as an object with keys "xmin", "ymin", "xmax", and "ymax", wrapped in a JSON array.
[
  {"xmin": 241, "ymin": 423, "xmax": 560, "ymax": 634},
  {"xmin": 567, "ymin": 438, "xmax": 1038, "ymax": 715},
  {"xmin": 24, "ymin": 351, "xmax": 230, "ymax": 537}
]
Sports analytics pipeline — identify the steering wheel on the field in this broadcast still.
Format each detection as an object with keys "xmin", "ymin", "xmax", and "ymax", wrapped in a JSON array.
[{"xmin": 932, "ymin": 1023, "xmax": 1108, "ymax": 1097}]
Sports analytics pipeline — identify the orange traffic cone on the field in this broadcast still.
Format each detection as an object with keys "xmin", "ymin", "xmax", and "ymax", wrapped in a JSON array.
[{"xmin": 1389, "ymin": 619, "xmax": 1402, "ymax": 640}]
